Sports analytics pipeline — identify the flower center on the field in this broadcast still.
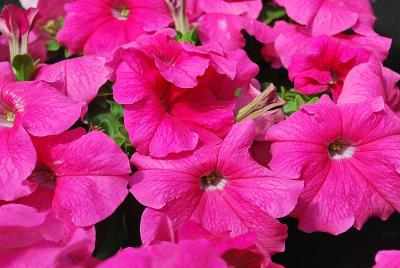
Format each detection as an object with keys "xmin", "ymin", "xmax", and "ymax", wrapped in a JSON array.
[
  {"xmin": 111, "ymin": 6, "xmax": 130, "ymax": 20},
  {"xmin": 0, "ymin": 101, "xmax": 15, "ymax": 128},
  {"xmin": 29, "ymin": 165, "xmax": 56, "ymax": 189},
  {"xmin": 200, "ymin": 171, "xmax": 227, "ymax": 191},
  {"xmin": 329, "ymin": 70, "xmax": 340, "ymax": 85},
  {"xmin": 328, "ymin": 140, "xmax": 355, "ymax": 159}
]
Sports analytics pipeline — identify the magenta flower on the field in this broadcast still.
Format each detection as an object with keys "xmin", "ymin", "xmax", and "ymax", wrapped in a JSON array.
[
  {"xmin": 0, "ymin": 204, "xmax": 95, "ymax": 267},
  {"xmin": 35, "ymin": 55, "xmax": 111, "ymax": 116},
  {"xmin": 267, "ymin": 95, "xmax": 400, "ymax": 234},
  {"xmin": 57, "ymin": 0, "xmax": 172, "ymax": 55},
  {"xmin": 0, "ymin": 5, "xmax": 40, "ymax": 60},
  {"xmin": 267, "ymin": 21, "xmax": 391, "ymax": 69},
  {"xmin": 338, "ymin": 58, "xmax": 400, "ymax": 114},
  {"xmin": 140, "ymin": 208, "xmax": 274, "ymax": 267},
  {"xmin": 17, "ymin": 128, "xmax": 131, "ymax": 226},
  {"xmin": 276, "ymin": 0, "xmax": 376, "ymax": 36},
  {"xmin": 130, "ymin": 120, "xmax": 303, "ymax": 255},
  {"xmin": 374, "ymin": 250, "xmax": 400, "ymax": 268},
  {"xmin": 0, "ymin": 77, "xmax": 81, "ymax": 201},
  {"xmin": 98, "ymin": 239, "xmax": 227, "ymax": 268},
  {"xmin": 111, "ymin": 31, "xmax": 247, "ymax": 157},
  {"xmin": 288, "ymin": 36, "xmax": 371, "ymax": 99}
]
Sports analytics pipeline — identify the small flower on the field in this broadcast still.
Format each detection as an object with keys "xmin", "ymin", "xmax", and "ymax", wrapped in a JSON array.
[{"xmin": 0, "ymin": 5, "xmax": 39, "ymax": 60}]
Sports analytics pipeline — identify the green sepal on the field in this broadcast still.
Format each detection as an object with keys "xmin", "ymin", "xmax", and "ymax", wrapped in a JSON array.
[
  {"xmin": 12, "ymin": 54, "xmax": 35, "ymax": 81},
  {"xmin": 46, "ymin": 39, "xmax": 62, "ymax": 52},
  {"xmin": 174, "ymin": 26, "xmax": 199, "ymax": 45}
]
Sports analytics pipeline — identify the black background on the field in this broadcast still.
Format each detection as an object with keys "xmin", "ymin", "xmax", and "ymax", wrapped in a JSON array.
[{"xmin": 1, "ymin": 0, "xmax": 399, "ymax": 267}]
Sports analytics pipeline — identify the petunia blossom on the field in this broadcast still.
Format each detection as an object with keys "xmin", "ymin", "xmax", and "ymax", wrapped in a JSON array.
[
  {"xmin": 338, "ymin": 57, "xmax": 400, "ymax": 114},
  {"xmin": 0, "ymin": 204, "xmax": 96, "ymax": 268},
  {"xmin": 288, "ymin": 36, "xmax": 371, "ymax": 100},
  {"xmin": 263, "ymin": 21, "xmax": 391, "ymax": 69},
  {"xmin": 110, "ymin": 31, "xmax": 252, "ymax": 157},
  {"xmin": 267, "ymin": 95, "xmax": 400, "ymax": 234},
  {"xmin": 130, "ymin": 120, "xmax": 303, "ymax": 256},
  {"xmin": 35, "ymin": 55, "xmax": 111, "ymax": 116},
  {"xmin": 97, "ymin": 238, "xmax": 227, "ymax": 268},
  {"xmin": 275, "ymin": 0, "xmax": 376, "ymax": 36},
  {"xmin": 374, "ymin": 250, "xmax": 400, "ymax": 268},
  {"xmin": 17, "ymin": 128, "xmax": 131, "ymax": 227},
  {"xmin": 140, "ymin": 208, "xmax": 276, "ymax": 268},
  {"xmin": 57, "ymin": 0, "xmax": 172, "ymax": 55},
  {"xmin": 0, "ymin": 78, "xmax": 81, "ymax": 201}
]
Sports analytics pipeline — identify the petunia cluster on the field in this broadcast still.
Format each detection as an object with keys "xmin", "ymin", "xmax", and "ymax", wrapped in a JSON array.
[{"xmin": 0, "ymin": 0, "xmax": 399, "ymax": 267}]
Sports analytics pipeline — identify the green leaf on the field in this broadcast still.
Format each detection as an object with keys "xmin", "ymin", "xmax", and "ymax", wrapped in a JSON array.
[
  {"xmin": 46, "ymin": 39, "xmax": 61, "ymax": 52},
  {"xmin": 107, "ymin": 100, "xmax": 124, "ymax": 119},
  {"xmin": 12, "ymin": 54, "xmax": 35, "ymax": 81},
  {"xmin": 87, "ymin": 88, "xmax": 133, "ymax": 156}
]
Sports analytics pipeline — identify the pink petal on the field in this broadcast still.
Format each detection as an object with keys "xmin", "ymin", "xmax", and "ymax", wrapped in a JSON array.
[
  {"xmin": 0, "ymin": 126, "xmax": 36, "ymax": 201},
  {"xmin": 0, "ymin": 61, "xmax": 14, "ymax": 88},
  {"xmin": 140, "ymin": 208, "xmax": 175, "ymax": 245},
  {"xmin": 35, "ymin": 55, "xmax": 111, "ymax": 110},
  {"xmin": 3, "ymin": 81, "xmax": 81, "ymax": 137},
  {"xmin": 53, "ymin": 175, "xmax": 129, "ymax": 226},
  {"xmin": 374, "ymin": 250, "xmax": 400, "ymax": 268},
  {"xmin": 136, "ymin": 32, "xmax": 210, "ymax": 88}
]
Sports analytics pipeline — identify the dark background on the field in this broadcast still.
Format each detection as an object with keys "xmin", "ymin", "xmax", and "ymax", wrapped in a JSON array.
[{"xmin": 1, "ymin": 0, "xmax": 399, "ymax": 267}]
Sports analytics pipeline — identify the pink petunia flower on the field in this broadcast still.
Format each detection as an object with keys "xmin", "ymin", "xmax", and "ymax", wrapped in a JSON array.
[
  {"xmin": 0, "ymin": 74, "xmax": 81, "ymax": 201},
  {"xmin": 35, "ymin": 55, "xmax": 111, "ymax": 116},
  {"xmin": 16, "ymin": 128, "xmax": 131, "ymax": 227},
  {"xmin": 0, "ymin": 204, "xmax": 96, "ymax": 268},
  {"xmin": 140, "ymin": 208, "xmax": 278, "ymax": 268},
  {"xmin": 374, "ymin": 250, "xmax": 400, "ymax": 268},
  {"xmin": 110, "ymin": 31, "xmax": 254, "ymax": 157},
  {"xmin": 97, "ymin": 238, "xmax": 228, "ymax": 268},
  {"xmin": 288, "ymin": 36, "xmax": 371, "ymax": 100},
  {"xmin": 263, "ymin": 21, "xmax": 391, "ymax": 69},
  {"xmin": 57, "ymin": 0, "xmax": 172, "ymax": 55},
  {"xmin": 130, "ymin": 120, "xmax": 303, "ymax": 256},
  {"xmin": 275, "ymin": 0, "xmax": 376, "ymax": 36},
  {"xmin": 338, "ymin": 57, "xmax": 400, "ymax": 114},
  {"xmin": 267, "ymin": 95, "xmax": 400, "ymax": 235}
]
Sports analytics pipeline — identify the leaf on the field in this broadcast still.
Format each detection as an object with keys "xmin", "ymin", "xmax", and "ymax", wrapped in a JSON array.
[
  {"xmin": 279, "ymin": 86, "xmax": 321, "ymax": 115},
  {"xmin": 46, "ymin": 39, "xmax": 61, "ymax": 52},
  {"xmin": 263, "ymin": 7, "xmax": 286, "ymax": 24},
  {"xmin": 87, "ymin": 86, "xmax": 133, "ymax": 156},
  {"xmin": 12, "ymin": 54, "xmax": 35, "ymax": 81}
]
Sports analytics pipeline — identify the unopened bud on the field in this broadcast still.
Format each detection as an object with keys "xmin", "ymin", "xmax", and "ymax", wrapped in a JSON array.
[{"xmin": 236, "ymin": 83, "xmax": 285, "ymax": 122}]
